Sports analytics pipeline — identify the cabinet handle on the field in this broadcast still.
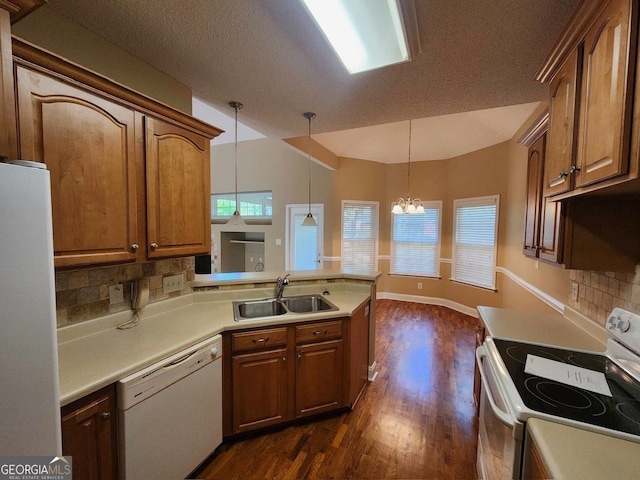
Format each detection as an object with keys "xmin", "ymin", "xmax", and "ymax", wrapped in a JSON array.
[
  {"xmin": 570, "ymin": 165, "xmax": 581, "ymax": 174},
  {"xmin": 131, "ymin": 243, "xmax": 139, "ymax": 251},
  {"xmin": 150, "ymin": 243, "xmax": 158, "ymax": 249},
  {"xmin": 253, "ymin": 337, "xmax": 269, "ymax": 344},
  {"xmin": 313, "ymin": 329, "xmax": 328, "ymax": 336},
  {"xmin": 101, "ymin": 412, "xmax": 111, "ymax": 420}
]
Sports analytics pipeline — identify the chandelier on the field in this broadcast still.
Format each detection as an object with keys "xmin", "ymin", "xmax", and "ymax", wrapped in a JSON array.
[{"xmin": 392, "ymin": 119, "xmax": 424, "ymax": 214}]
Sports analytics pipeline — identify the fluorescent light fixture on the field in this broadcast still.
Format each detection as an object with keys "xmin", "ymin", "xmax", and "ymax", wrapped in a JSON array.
[{"xmin": 302, "ymin": 0, "xmax": 411, "ymax": 74}]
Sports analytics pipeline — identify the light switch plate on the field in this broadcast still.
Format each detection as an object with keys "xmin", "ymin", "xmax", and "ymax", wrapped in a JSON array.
[{"xmin": 163, "ymin": 274, "xmax": 184, "ymax": 294}]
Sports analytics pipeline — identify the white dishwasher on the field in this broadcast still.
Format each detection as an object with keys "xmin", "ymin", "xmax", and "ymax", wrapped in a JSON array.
[{"xmin": 117, "ymin": 335, "xmax": 222, "ymax": 480}]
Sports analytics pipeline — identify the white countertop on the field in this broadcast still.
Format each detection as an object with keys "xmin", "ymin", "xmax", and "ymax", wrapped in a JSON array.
[
  {"xmin": 57, "ymin": 282, "xmax": 372, "ymax": 406},
  {"xmin": 527, "ymin": 418, "xmax": 640, "ymax": 480}
]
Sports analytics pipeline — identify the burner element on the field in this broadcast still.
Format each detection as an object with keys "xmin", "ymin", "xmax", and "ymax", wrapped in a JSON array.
[
  {"xmin": 505, "ymin": 345, "xmax": 564, "ymax": 365},
  {"xmin": 524, "ymin": 377, "xmax": 607, "ymax": 416}
]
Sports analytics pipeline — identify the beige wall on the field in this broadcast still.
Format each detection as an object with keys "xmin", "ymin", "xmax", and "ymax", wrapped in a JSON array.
[
  {"xmin": 13, "ymin": 6, "xmax": 192, "ymax": 113},
  {"xmin": 211, "ymin": 138, "xmax": 334, "ymax": 273}
]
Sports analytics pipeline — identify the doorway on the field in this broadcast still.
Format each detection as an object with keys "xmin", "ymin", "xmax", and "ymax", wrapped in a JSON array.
[{"xmin": 286, "ymin": 204, "xmax": 324, "ymax": 271}]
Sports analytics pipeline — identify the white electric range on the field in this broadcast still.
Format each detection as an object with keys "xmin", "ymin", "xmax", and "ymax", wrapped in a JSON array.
[{"xmin": 476, "ymin": 307, "xmax": 640, "ymax": 479}]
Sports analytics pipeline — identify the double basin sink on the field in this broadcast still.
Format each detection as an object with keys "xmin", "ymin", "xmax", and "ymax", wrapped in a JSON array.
[{"xmin": 233, "ymin": 294, "xmax": 338, "ymax": 321}]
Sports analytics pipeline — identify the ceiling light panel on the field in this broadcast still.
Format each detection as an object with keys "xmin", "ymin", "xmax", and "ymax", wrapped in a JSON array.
[{"xmin": 302, "ymin": 0, "xmax": 411, "ymax": 74}]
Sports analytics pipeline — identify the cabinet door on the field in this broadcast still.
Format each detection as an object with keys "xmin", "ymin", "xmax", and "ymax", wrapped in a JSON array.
[
  {"xmin": 296, "ymin": 339, "xmax": 344, "ymax": 418},
  {"xmin": 15, "ymin": 66, "xmax": 138, "ymax": 267},
  {"xmin": 232, "ymin": 348, "xmax": 288, "ymax": 434},
  {"xmin": 538, "ymin": 198, "xmax": 564, "ymax": 264},
  {"xmin": 145, "ymin": 116, "xmax": 211, "ymax": 258},
  {"xmin": 347, "ymin": 305, "xmax": 369, "ymax": 407},
  {"xmin": 473, "ymin": 323, "xmax": 486, "ymax": 416},
  {"xmin": 523, "ymin": 135, "xmax": 545, "ymax": 257},
  {"xmin": 61, "ymin": 385, "xmax": 117, "ymax": 480},
  {"xmin": 576, "ymin": 0, "xmax": 636, "ymax": 187},
  {"xmin": 546, "ymin": 49, "xmax": 580, "ymax": 196}
]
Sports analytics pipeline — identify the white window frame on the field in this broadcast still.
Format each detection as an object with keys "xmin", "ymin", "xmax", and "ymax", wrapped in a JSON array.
[
  {"xmin": 211, "ymin": 191, "xmax": 272, "ymax": 224},
  {"xmin": 451, "ymin": 195, "xmax": 499, "ymax": 290},
  {"xmin": 341, "ymin": 200, "xmax": 379, "ymax": 271},
  {"xmin": 390, "ymin": 200, "xmax": 442, "ymax": 278}
]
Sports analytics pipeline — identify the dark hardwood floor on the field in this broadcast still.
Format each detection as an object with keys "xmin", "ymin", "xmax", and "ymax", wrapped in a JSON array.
[{"xmin": 196, "ymin": 300, "xmax": 479, "ymax": 479}]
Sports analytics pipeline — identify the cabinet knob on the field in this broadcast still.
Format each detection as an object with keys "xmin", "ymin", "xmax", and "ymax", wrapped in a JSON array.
[
  {"xmin": 282, "ymin": 357, "xmax": 286, "ymax": 363},
  {"xmin": 101, "ymin": 412, "xmax": 111, "ymax": 420},
  {"xmin": 131, "ymin": 243, "xmax": 139, "ymax": 251},
  {"xmin": 313, "ymin": 329, "xmax": 328, "ymax": 336},
  {"xmin": 570, "ymin": 165, "xmax": 581, "ymax": 174},
  {"xmin": 150, "ymin": 243, "xmax": 158, "ymax": 249},
  {"xmin": 558, "ymin": 171, "xmax": 569, "ymax": 178},
  {"xmin": 253, "ymin": 337, "xmax": 269, "ymax": 344},
  {"xmin": 297, "ymin": 354, "xmax": 302, "ymax": 361}
]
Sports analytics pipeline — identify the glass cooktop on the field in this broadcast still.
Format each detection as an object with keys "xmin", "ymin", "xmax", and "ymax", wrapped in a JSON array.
[{"xmin": 493, "ymin": 338, "xmax": 640, "ymax": 437}]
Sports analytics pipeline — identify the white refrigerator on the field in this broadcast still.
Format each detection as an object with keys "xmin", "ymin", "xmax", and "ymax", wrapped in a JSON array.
[{"xmin": 0, "ymin": 160, "xmax": 62, "ymax": 455}]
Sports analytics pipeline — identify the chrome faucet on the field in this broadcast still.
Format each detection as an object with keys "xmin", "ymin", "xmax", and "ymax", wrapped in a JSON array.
[{"xmin": 275, "ymin": 274, "xmax": 290, "ymax": 300}]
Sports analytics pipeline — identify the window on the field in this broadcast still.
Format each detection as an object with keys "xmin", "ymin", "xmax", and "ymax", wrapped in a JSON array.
[
  {"xmin": 342, "ymin": 201, "xmax": 379, "ymax": 271},
  {"xmin": 391, "ymin": 201, "xmax": 442, "ymax": 277},
  {"xmin": 452, "ymin": 195, "xmax": 499, "ymax": 290},
  {"xmin": 211, "ymin": 191, "xmax": 272, "ymax": 223}
]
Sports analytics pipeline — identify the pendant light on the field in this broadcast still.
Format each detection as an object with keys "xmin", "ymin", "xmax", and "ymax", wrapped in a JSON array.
[
  {"xmin": 301, "ymin": 112, "xmax": 318, "ymax": 227},
  {"xmin": 392, "ymin": 119, "xmax": 424, "ymax": 214},
  {"xmin": 227, "ymin": 101, "xmax": 246, "ymax": 226}
]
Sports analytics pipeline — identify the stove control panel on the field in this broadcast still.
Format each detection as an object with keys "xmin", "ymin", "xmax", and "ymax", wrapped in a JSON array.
[{"xmin": 607, "ymin": 308, "xmax": 640, "ymax": 348}]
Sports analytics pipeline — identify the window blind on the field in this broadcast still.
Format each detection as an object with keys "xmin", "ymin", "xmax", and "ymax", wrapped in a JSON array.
[
  {"xmin": 342, "ymin": 201, "xmax": 379, "ymax": 271},
  {"xmin": 390, "ymin": 201, "xmax": 441, "ymax": 277},
  {"xmin": 452, "ymin": 196, "xmax": 499, "ymax": 290},
  {"xmin": 211, "ymin": 191, "xmax": 272, "ymax": 221}
]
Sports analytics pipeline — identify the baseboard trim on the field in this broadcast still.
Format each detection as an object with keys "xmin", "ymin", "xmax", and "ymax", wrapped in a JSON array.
[
  {"xmin": 368, "ymin": 361, "xmax": 378, "ymax": 382},
  {"xmin": 376, "ymin": 292, "xmax": 478, "ymax": 318}
]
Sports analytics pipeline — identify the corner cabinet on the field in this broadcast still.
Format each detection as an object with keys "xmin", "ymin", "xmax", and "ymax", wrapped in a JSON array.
[
  {"xmin": 61, "ymin": 385, "xmax": 118, "ymax": 480},
  {"xmin": 11, "ymin": 39, "xmax": 222, "ymax": 268}
]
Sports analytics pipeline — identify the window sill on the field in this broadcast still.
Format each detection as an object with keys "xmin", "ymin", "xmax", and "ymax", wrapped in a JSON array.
[
  {"xmin": 449, "ymin": 278, "xmax": 497, "ymax": 292},
  {"xmin": 388, "ymin": 273, "xmax": 442, "ymax": 280}
]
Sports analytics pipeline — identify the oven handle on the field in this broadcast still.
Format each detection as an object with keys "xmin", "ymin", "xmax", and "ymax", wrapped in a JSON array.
[{"xmin": 476, "ymin": 345, "xmax": 516, "ymax": 428}]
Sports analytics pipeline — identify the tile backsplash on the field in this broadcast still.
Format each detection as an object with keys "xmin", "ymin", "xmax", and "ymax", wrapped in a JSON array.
[
  {"xmin": 55, "ymin": 257, "xmax": 195, "ymax": 328},
  {"xmin": 568, "ymin": 264, "xmax": 640, "ymax": 325}
]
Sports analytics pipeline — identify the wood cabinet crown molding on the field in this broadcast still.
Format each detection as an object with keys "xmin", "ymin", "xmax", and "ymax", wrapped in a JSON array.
[
  {"xmin": 0, "ymin": 0, "xmax": 45, "ymax": 24},
  {"xmin": 12, "ymin": 37, "xmax": 223, "ymax": 139},
  {"xmin": 518, "ymin": 110, "xmax": 549, "ymax": 147},
  {"xmin": 535, "ymin": 0, "xmax": 608, "ymax": 83}
]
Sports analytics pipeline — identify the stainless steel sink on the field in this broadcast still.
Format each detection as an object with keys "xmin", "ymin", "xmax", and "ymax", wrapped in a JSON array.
[
  {"xmin": 281, "ymin": 294, "xmax": 338, "ymax": 313},
  {"xmin": 233, "ymin": 294, "xmax": 338, "ymax": 321},
  {"xmin": 233, "ymin": 299, "xmax": 287, "ymax": 320}
]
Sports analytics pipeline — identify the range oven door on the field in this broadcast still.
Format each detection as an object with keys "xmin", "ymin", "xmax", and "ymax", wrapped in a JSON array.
[{"xmin": 476, "ymin": 345, "xmax": 524, "ymax": 480}]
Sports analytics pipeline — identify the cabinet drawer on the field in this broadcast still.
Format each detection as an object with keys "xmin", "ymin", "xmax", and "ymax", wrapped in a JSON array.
[
  {"xmin": 232, "ymin": 327, "xmax": 287, "ymax": 352},
  {"xmin": 296, "ymin": 320, "xmax": 342, "ymax": 344}
]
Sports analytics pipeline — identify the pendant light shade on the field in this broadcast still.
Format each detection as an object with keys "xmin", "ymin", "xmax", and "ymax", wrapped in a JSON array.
[
  {"xmin": 392, "ymin": 119, "xmax": 424, "ymax": 214},
  {"xmin": 227, "ymin": 101, "xmax": 246, "ymax": 226},
  {"xmin": 302, "ymin": 112, "xmax": 318, "ymax": 227}
]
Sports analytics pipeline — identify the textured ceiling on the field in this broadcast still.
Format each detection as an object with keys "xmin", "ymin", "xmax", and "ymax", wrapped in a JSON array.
[{"xmin": 45, "ymin": 0, "xmax": 578, "ymax": 160}]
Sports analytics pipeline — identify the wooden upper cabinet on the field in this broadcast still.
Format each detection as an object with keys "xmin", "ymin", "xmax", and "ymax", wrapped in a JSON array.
[
  {"xmin": 576, "ymin": 0, "xmax": 637, "ymax": 187},
  {"xmin": 523, "ymin": 135, "xmax": 545, "ymax": 257},
  {"xmin": 145, "ymin": 116, "xmax": 211, "ymax": 258},
  {"xmin": 15, "ymin": 66, "xmax": 139, "ymax": 267},
  {"xmin": 546, "ymin": 49, "xmax": 581, "ymax": 196}
]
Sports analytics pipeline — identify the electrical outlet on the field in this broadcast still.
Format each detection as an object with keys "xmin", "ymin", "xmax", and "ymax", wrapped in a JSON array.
[
  {"xmin": 417, "ymin": 282, "xmax": 423, "ymax": 290},
  {"xmin": 163, "ymin": 274, "xmax": 184, "ymax": 294},
  {"xmin": 570, "ymin": 282, "xmax": 579, "ymax": 302},
  {"xmin": 109, "ymin": 284, "xmax": 124, "ymax": 304}
]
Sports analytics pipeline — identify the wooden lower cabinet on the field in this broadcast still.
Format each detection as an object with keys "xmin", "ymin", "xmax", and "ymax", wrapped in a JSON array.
[
  {"xmin": 295, "ymin": 339, "xmax": 343, "ymax": 418},
  {"xmin": 61, "ymin": 385, "xmax": 117, "ymax": 480},
  {"xmin": 225, "ymin": 312, "xmax": 369, "ymax": 437},
  {"xmin": 231, "ymin": 347, "xmax": 288, "ymax": 434},
  {"xmin": 524, "ymin": 439, "xmax": 550, "ymax": 480}
]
